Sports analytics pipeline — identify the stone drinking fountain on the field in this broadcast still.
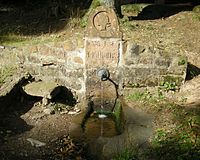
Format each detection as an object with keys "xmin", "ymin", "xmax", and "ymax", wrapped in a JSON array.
[
  {"xmin": 15, "ymin": 5, "xmax": 188, "ymax": 159},
  {"xmin": 18, "ymin": 4, "xmax": 187, "ymax": 132},
  {"xmin": 19, "ymin": 6, "xmax": 187, "ymax": 112}
]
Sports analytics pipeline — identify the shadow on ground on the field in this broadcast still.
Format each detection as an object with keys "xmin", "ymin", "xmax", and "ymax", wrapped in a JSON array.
[
  {"xmin": 0, "ymin": 0, "xmax": 89, "ymax": 43},
  {"xmin": 129, "ymin": 4, "xmax": 194, "ymax": 20},
  {"xmin": 0, "ymin": 85, "xmax": 42, "ymax": 144},
  {"xmin": 148, "ymin": 104, "xmax": 200, "ymax": 160},
  {"xmin": 186, "ymin": 63, "xmax": 200, "ymax": 80}
]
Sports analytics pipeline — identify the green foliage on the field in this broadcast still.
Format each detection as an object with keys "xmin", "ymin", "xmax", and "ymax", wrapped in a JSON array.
[
  {"xmin": 112, "ymin": 99, "xmax": 123, "ymax": 133},
  {"xmin": 193, "ymin": 5, "xmax": 200, "ymax": 13},
  {"xmin": 192, "ymin": 6, "xmax": 200, "ymax": 21},
  {"xmin": 0, "ymin": 34, "xmax": 28, "ymax": 45},
  {"xmin": 127, "ymin": 90, "xmax": 156, "ymax": 102},
  {"xmin": 120, "ymin": 17, "xmax": 136, "ymax": 31},
  {"xmin": 159, "ymin": 81, "xmax": 178, "ymax": 92},
  {"xmin": 127, "ymin": 89, "xmax": 166, "ymax": 105},
  {"xmin": 112, "ymin": 148, "xmax": 138, "ymax": 160},
  {"xmin": 80, "ymin": 0, "xmax": 101, "ymax": 28},
  {"xmin": 149, "ymin": 103, "xmax": 200, "ymax": 160},
  {"xmin": 178, "ymin": 58, "xmax": 186, "ymax": 66},
  {"xmin": 193, "ymin": 14, "xmax": 200, "ymax": 21},
  {"xmin": 52, "ymin": 103, "xmax": 70, "ymax": 112},
  {"xmin": 121, "ymin": 4, "xmax": 148, "ymax": 15}
]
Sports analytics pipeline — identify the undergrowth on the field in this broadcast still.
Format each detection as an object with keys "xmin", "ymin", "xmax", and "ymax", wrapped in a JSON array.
[{"xmin": 122, "ymin": 88, "xmax": 200, "ymax": 160}]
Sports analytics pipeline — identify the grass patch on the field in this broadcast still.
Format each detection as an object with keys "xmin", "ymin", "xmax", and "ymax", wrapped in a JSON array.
[
  {"xmin": 0, "ymin": 66, "xmax": 16, "ymax": 86},
  {"xmin": 127, "ymin": 90, "xmax": 162, "ymax": 103},
  {"xmin": 118, "ymin": 98, "xmax": 200, "ymax": 159},
  {"xmin": 121, "ymin": 4, "xmax": 149, "ymax": 15},
  {"xmin": 80, "ymin": 0, "xmax": 101, "ymax": 28},
  {"xmin": 0, "ymin": 34, "xmax": 30, "ymax": 46},
  {"xmin": 159, "ymin": 81, "xmax": 178, "ymax": 92},
  {"xmin": 149, "ymin": 103, "xmax": 200, "ymax": 160},
  {"xmin": 120, "ymin": 16, "xmax": 137, "ymax": 31},
  {"xmin": 112, "ymin": 148, "xmax": 139, "ymax": 160}
]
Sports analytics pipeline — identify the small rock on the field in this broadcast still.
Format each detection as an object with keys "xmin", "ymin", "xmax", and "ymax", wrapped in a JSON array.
[
  {"xmin": 27, "ymin": 138, "xmax": 46, "ymax": 147},
  {"xmin": 42, "ymin": 98, "xmax": 49, "ymax": 106},
  {"xmin": 68, "ymin": 110, "xmax": 78, "ymax": 115},
  {"xmin": 0, "ymin": 45, "xmax": 5, "ymax": 49},
  {"xmin": 60, "ymin": 110, "xmax": 69, "ymax": 114},
  {"xmin": 6, "ymin": 130, "xmax": 12, "ymax": 134},
  {"xmin": 43, "ymin": 108, "xmax": 55, "ymax": 115},
  {"xmin": 74, "ymin": 108, "xmax": 81, "ymax": 113}
]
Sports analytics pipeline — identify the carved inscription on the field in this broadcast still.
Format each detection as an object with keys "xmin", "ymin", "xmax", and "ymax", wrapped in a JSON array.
[
  {"xmin": 86, "ymin": 6, "xmax": 122, "ymax": 38},
  {"xmin": 85, "ymin": 40, "xmax": 119, "ymax": 67}
]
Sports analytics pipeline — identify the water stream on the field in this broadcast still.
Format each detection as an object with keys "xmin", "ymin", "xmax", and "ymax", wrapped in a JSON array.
[{"xmin": 100, "ymin": 80, "xmax": 105, "ymax": 136}]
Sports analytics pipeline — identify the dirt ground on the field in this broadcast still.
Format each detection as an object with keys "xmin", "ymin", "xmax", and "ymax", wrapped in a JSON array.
[{"xmin": 0, "ymin": 2, "xmax": 200, "ymax": 160}]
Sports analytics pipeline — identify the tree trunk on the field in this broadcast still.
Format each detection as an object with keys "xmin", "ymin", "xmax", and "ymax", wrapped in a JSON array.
[
  {"xmin": 91, "ymin": 0, "xmax": 122, "ymax": 17},
  {"xmin": 81, "ymin": 0, "xmax": 122, "ymax": 27}
]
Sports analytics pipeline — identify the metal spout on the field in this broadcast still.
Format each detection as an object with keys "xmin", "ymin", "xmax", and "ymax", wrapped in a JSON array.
[{"xmin": 96, "ymin": 68, "xmax": 110, "ymax": 81}]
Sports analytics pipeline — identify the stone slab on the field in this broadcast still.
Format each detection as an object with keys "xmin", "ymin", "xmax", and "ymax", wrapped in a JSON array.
[{"xmin": 23, "ymin": 81, "xmax": 60, "ymax": 99}]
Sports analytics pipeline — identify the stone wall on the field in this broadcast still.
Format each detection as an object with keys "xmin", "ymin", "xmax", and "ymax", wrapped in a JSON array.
[
  {"xmin": 15, "ymin": 40, "xmax": 187, "ymax": 104},
  {"xmin": 120, "ymin": 42, "xmax": 187, "ymax": 88},
  {"xmin": 17, "ymin": 42, "xmax": 85, "ymax": 102},
  {"xmin": 15, "ymin": 6, "xmax": 187, "ymax": 105}
]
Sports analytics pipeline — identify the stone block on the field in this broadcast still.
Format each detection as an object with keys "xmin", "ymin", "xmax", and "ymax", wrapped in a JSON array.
[
  {"xmin": 59, "ymin": 67, "xmax": 84, "ymax": 79},
  {"xmin": 23, "ymin": 64, "xmax": 41, "ymax": 76},
  {"xmin": 27, "ymin": 55, "xmax": 41, "ymax": 64},
  {"xmin": 30, "ymin": 46, "xmax": 39, "ymax": 54},
  {"xmin": 63, "ymin": 41, "xmax": 75, "ymax": 51},
  {"xmin": 38, "ymin": 45, "xmax": 50, "ymax": 56},
  {"xmin": 55, "ymin": 77, "xmax": 83, "ymax": 91},
  {"xmin": 56, "ymin": 49, "xmax": 67, "ymax": 60},
  {"xmin": 73, "ymin": 56, "xmax": 83, "ymax": 65},
  {"xmin": 85, "ymin": 38, "xmax": 120, "ymax": 68},
  {"xmin": 40, "ymin": 66, "xmax": 59, "ymax": 77},
  {"xmin": 138, "ymin": 56, "xmax": 155, "ymax": 65},
  {"xmin": 17, "ymin": 53, "xmax": 26, "ymax": 64},
  {"xmin": 168, "ymin": 55, "xmax": 187, "ymax": 75},
  {"xmin": 155, "ymin": 57, "xmax": 171, "ymax": 68},
  {"xmin": 125, "ymin": 43, "xmax": 145, "ymax": 57}
]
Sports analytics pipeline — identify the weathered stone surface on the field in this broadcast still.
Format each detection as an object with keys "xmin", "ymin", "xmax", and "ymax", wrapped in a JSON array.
[
  {"xmin": 85, "ymin": 38, "xmax": 121, "ymax": 68},
  {"xmin": 73, "ymin": 57, "xmax": 83, "ymax": 64},
  {"xmin": 155, "ymin": 57, "xmax": 171, "ymax": 67},
  {"xmin": 177, "ymin": 75, "xmax": 200, "ymax": 105},
  {"xmin": 161, "ymin": 75, "xmax": 184, "ymax": 86},
  {"xmin": 23, "ymin": 64, "xmax": 41, "ymax": 76},
  {"xmin": 27, "ymin": 55, "xmax": 41, "ymax": 64},
  {"xmin": 86, "ymin": 6, "xmax": 122, "ymax": 38},
  {"xmin": 40, "ymin": 66, "xmax": 59, "ymax": 77},
  {"xmin": 62, "ymin": 40, "xmax": 75, "ymax": 51},
  {"xmin": 122, "ymin": 42, "xmax": 187, "ymax": 87},
  {"xmin": 84, "ymin": 6, "xmax": 123, "ymax": 110},
  {"xmin": 23, "ymin": 81, "xmax": 60, "ymax": 98},
  {"xmin": 55, "ymin": 77, "xmax": 83, "ymax": 91},
  {"xmin": 87, "ymin": 105, "xmax": 154, "ymax": 160},
  {"xmin": 14, "ymin": 5, "xmax": 187, "ymax": 105}
]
